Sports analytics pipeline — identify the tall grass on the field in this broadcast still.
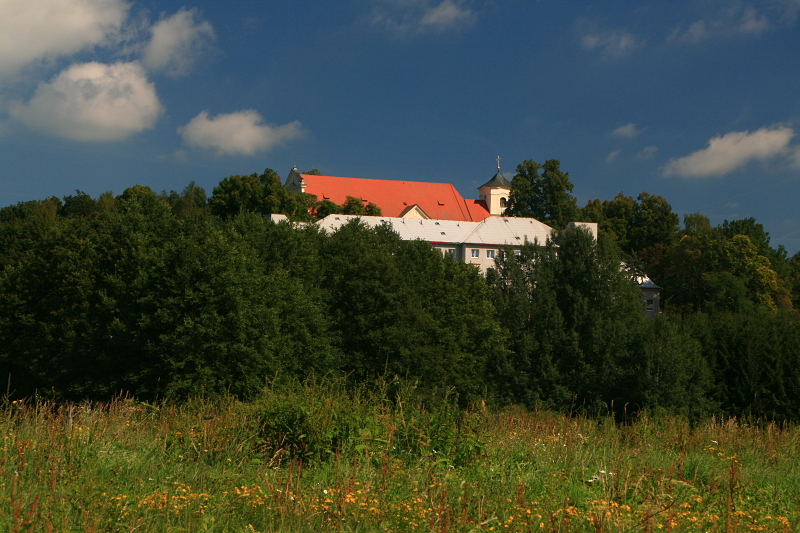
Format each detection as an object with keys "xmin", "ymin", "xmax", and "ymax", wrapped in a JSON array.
[{"xmin": 1, "ymin": 380, "xmax": 798, "ymax": 532}]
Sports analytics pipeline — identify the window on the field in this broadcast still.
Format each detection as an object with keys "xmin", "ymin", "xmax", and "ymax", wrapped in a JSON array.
[
  {"xmin": 486, "ymin": 249, "xmax": 495, "ymax": 259},
  {"xmin": 500, "ymin": 197, "xmax": 507, "ymax": 208},
  {"xmin": 445, "ymin": 248, "xmax": 456, "ymax": 257},
  {"xmin": 645, "ymin": 299, "xmax": 655, "ymax": 312},
  {"xmin": 471, "ymin": 249, "xmax": 480, "ymax": 258}
]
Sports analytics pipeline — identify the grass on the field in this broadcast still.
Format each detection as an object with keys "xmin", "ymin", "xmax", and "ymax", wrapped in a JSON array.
[{"xmin": 1, "ymin": 382, "xmax": 798, "ymax": 532}]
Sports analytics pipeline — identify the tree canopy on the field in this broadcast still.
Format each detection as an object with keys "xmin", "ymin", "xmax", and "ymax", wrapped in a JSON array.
[
  {"xmin": 1, "ymin": 163, "xmax": 799, "ymax": 422},
  {"xmin": 504, "ymin": 159, "xmax": 578, "ymax": 228}
]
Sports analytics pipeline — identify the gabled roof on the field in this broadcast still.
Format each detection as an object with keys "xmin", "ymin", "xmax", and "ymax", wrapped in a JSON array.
[
  {"xmin": 465, "ymin": 199, "xmax": 492, "ymax": 221},
  {"xmin": 478, "ymin": 171, "xmax": 512, "ymax": 189},
  {"xmin": 463, "ymin": 216, "xmax": 553, "ymax": 246},
  {"xmin": 316, "ymin": 214, "xmax": 554, "ymax": 247},
  {"xmin": 397, "ymin": 204, "xmax": 431, "ymax": 219},
  {"xmin": 631, "ymin": 274, "xmax": 660, "ymax": 289},
  {"xmin": 317, "ymin": 214, "xmax": 479, "ymax": 244},
  {"xmin": 298, "ymin": 173, "xmax": 491, "ymax": 222}
]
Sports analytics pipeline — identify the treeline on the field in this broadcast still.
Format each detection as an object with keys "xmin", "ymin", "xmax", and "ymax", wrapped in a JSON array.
[
  {"xmin": 0, "ymin": 182, "xmax": 496, "ymax": 405},
  {"xmin": 504, "ymin": 159, "xmax": 800, "ymax": 313},
  {"xmin": 1, "ymin": 166, "xmax": 799, "ymax": 421},
  {"xmin": 209, "ymin": 168, "xmax": 381, "ymax": 221}
]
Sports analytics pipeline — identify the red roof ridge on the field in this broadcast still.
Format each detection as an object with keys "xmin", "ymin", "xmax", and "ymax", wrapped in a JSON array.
[{"xmin": 296, "ymin": 172, "xmax": 491, "ymax": 222}]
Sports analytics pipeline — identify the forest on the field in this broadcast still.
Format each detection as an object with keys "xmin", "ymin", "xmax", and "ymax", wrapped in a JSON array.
[{"xmin": 1, "ymin": 164, "xmax": 799, "ymax": 421}]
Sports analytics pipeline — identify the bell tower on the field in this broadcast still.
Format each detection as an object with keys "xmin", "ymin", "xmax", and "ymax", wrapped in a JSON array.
[{"xmin": 477, "ymin": 157, "xmax": 511, "ymax": 216}]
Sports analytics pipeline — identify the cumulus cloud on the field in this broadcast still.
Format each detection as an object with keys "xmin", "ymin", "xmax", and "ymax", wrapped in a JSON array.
[
  {"xmin": 0, "ymin": 0, "xmax": 129, "ymax": 80},
  {"xmin": 636, "ymin": 146, "xmax": 659, "ymax": 160},
  {"xmin": 9, "ymin": 61, "xmax": 162, "ymax": 141},
  {"xmin": 370, "ymin": 0, "xmax": 476, "ymax": 33},
  {"xmin": 141, "ymin": 8, "xmax": 216, "ymax": 77},
  {"xmin": 668, "ymin": 7, "xmax": 770, "ymax": 44},
  {"xmin": 420, "ymin": 0, "xmax": 474, "ymax": 27},
  {"xmin": 612, "ymin": 123, "xmax": 645, "ymax": 138},
  {"xmin": 791, "ymin": 146, "xmax": 800, "ymax": 169},
  {"xmin": 779, "ymin": 0, "xmax": 800, "ymax": 23},
  {"xmin": 179, "ymin": 110, "xmax": 305, "ymax": 156},
  {"xmin": 662, "ymin": 126, "xmax": 795, "ymax": 178},
  {"xmin": 581, "ymin": 31, "xmax": 642, "ymax": 57},
  {"xmin": 605, "ymin": 150, "xmax": 621, "ymax": 163}
]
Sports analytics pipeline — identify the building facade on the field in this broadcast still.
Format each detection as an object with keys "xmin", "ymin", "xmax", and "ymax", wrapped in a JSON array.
[{"xmin": 283, "ymin": 166, "xmax": 655, "ymax": 313}]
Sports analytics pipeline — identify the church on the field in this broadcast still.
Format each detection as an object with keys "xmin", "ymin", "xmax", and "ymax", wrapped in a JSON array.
[
  {"xmin": 283, "ymin": 164, "xmax": 514, "ymax": 221},
  {"xmin": 282, "ymin": 164, "xmax": 597, "ymax": 275},
  {"xmin": 280, "ymin": 165, "xmax": 657, "ymax": 314}
]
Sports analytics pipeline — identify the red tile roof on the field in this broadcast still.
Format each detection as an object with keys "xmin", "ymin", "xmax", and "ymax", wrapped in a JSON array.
[{"xmin": 300, "ymin": 174, "xmax": 492, "ymax": 222}]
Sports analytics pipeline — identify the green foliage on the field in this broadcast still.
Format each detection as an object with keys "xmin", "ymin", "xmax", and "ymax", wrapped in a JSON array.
[
  {"xmin": 208, "ymin": 173, "xmax": 264, "ymax": 219},
  {"xmin": 656, "ymin": 220, "xmax": 789, "ymax": 313},
  {"xmin": 633, "ymin": 316, "xmax": 716, "ymax": 418},
  {"xmin": 249, "ymin": 378, "xmax": 364, "ymax": 465},
  {"xmin": 1, "ymin": 170, "xmax": 799, "ymax": 423},
  {"xmin": 364, "ymin": 201, "xmax": 382, "ymax": 216},
  {"xmin": 320, "ymin": 220, "xmax": 505, "ymax": 405},
  {"xmin": 209, "ymin": 168, "xmax": 315, "ymax": 221},
  {"xmin": 0, "ymin": 189, "xmax": 337, "ymax": 400},
  {"xmin": 504, "ymin": 159, "xmax": 578, "ymax": 228},
  {"xmin": 162, "ymin": 181, "xmax": 207, "ymax": 218},
  {"xmin": 489, "ymin": 227, "xmax": 649, "ymax": 415},
  {"xmin": 312, "ymin": 197, "xmax": 382, "ymax": 218},
  {"xmin": 686, "ymin": 311, "xmax": 800, "ymax": 421},
  {"xmin": 341, "ymin": 195, "xmax": 366, "ymax": 215},
  {"xmin": 579, "ymin": 192, "xmax": 679, "ymax": 254},
  {"xmin": 790, "ymin": 251, "xmax": 800, "ymax": 308},
  {"xmin": 4, "ymin": 393, "xmax": 800, "ymax": 533},
  {"xmin": 246, "ymin": 377, "xmax": 486, "ymax": 468},
  {"xmin": 703, "ymin": 271, "xmax": 753, "ymax": 313},
  {"xmin": 314, "ymin": 199, "xmax": 341, "ymax": 218},
  {"xmin": 683, "ymin": 212, "xmax": 711, "ymax": 233},
  {"xmin": 60, "ymin": 190, "xmax": 100, "ymax": 218}
]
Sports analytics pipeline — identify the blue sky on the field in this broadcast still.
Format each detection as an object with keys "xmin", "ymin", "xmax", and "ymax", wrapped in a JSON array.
[{"xmin": 2, "ymin": 0, "xmax": 800, "ymax": 253}]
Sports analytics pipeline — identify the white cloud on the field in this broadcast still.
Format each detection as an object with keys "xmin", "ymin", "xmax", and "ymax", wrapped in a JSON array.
[
  {"xmin": 179, "ymin": 110, "xmax": 304, "ymax": 156},
  {"xmin": 668, "ymin": 7, "xmax": 770, "ymax": 44},
  {"xmin": 420, "ymin": 0, "xmax": 474, "ymax": 28},
  {"xmin": 605, "ymin": 150, "xmax": 621, "ymax": 163},
  {"xmin": 0, "ymin": 0, "xmax": 129, "ymax": 80},
  {"xmin": 142, "ymin": 8, "xmax": 216, "ymax": 77},
  {"xmin": 370, "ymin": 0, "xmax": 476, "ymax": 33},
  {"xmin": 662, "ymin": 126, "xmax": 795, "ymax": 178},
  {"xmin": 581, "ymin": 31, "xmax": 642, "ymax": 56},
  {"xmin": 9, "ymin": 61, "xmax": 162, "ymax": 141},
  {"xmin": 779, "ymin": 0, "xmax": 800, "ymax": 23},
  {"xmin": 612, "ymin": 123, "xmax": 645, "ymax": 138},
  {"xmin": 636, "ymin": 146, "xmax": 659, "ymax": 160},
  {"xmin": 791, "ymin": 146, "xmax": 800, "ymax": 169},
  {"xmin": 738, "ymin": 8, "xmax": 770, "ymax": 33}
]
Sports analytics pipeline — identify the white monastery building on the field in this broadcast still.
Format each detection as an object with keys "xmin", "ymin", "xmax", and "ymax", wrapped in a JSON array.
[{"xmin": 281, "ymin": 164, "xmax": 598, "ymax": 275}]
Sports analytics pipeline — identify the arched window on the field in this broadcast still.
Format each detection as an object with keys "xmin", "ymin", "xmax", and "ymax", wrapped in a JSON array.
[{"xmin": 500, "ymin": 197, "xmax": 507, "ymax": 208}]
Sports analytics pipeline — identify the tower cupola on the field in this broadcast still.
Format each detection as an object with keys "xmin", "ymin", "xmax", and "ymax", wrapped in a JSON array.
[{"xmin": 477, "ymin": 157, "xmax": 512, "ymax": 216}]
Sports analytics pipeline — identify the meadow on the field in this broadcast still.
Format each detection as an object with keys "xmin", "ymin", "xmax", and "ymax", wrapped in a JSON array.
[{"xmin": 2, "ymin": 380, "xmax": 799, "ymax": 532}]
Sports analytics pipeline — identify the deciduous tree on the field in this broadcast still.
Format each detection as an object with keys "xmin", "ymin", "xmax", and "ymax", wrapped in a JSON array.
[{"xmin": 504, "ymin": 159, "xmax": 578, "ymax": 228}]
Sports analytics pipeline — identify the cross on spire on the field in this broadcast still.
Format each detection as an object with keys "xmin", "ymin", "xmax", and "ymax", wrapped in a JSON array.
[{"xmin": 496, "ymin": 155, "xmax": 501, "ymax": 171}]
